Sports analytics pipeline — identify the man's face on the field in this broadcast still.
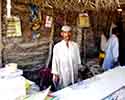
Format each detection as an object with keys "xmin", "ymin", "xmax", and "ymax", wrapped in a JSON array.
[{"xmin": 61, "ymin": 32, "xmax": 72, "ymax": 41}]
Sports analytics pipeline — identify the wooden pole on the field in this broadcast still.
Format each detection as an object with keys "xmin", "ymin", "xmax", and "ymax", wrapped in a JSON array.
[
  {"xmin": 83, "ymin": 28, "xmax": 87, "ymax": 64},
  {"xmin": 45, "ymin": 9, "xmax": 54, "ymax": 67},
  {"xmin": 0, "ymin": 0, "xmax": 2, "ymax": 65}
]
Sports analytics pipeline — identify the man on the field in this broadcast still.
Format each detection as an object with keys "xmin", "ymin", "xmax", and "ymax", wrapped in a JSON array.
[
  {"xmin": 102, "ymin": 27, "xmax": 119, "ymax": 70},
  {"xmin": 51, "ymin": 25, "xmax": 81, "ymax": 89}
]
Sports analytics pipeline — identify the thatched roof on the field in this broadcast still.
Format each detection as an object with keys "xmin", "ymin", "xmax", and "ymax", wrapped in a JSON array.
[
  {"xmin": 12, "ymin": 0, "xmax": 120, "ymax": 12},
  {"xmin": 120, "ymin": 0, "xmax": 125, "ymax": 5}
]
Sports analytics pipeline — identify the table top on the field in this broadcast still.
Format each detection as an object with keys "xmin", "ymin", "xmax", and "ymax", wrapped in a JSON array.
[{"xmin": 52, "ymin": 67, "xmax": 125, "ymax": 100}]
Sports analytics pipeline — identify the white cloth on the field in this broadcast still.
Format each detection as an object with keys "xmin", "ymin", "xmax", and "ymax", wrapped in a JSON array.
[
  {"xmin": 103, "ymin": 34, "xmax": 119, "ymax": 70},
  {"xmin": 52, "ymin": 40, "xmax": 81, "ymax": 88},
  {"xmin": 0, "ymin": 76, "xmax": 26, "ymax": 100},
  {"xmin": 100, "ymin": 34, "xmax": 107, "ymax": 51},
  {"xmin": 52, "ymin": 67, "xmax": 125, "ymax": 100}
]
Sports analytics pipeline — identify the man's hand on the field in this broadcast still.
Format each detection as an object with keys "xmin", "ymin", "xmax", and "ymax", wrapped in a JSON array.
[{"xmin": 52, "ymin": 74, "xmax": 59, "ymax": 83}]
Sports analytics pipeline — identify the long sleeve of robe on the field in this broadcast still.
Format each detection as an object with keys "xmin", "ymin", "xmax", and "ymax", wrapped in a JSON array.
[
  {"xmin": 100, "ymin": 34, "xmax": 107, "ymax": 52},
  {"xmin": 51, "ymin": 40, "xmax": 81, "ymax": 88}
]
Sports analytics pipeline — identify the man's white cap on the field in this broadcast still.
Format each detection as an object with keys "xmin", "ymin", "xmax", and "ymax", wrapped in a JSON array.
[{"xmin": 61, "ymin": 25, "xmax": 71, "ymax": 32}]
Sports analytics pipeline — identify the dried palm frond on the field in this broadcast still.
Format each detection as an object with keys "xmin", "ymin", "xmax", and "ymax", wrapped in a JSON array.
[
  {"xmin": 12, "ymin": 0, "xmax": 120, "ymax": 12},
  {"xmin": 45, "ymin": 0, "xmax": 119, "ymax": 12},
  {"xmin": 95, "ymin": 0, "xmax": 120, "ymax": 12}
]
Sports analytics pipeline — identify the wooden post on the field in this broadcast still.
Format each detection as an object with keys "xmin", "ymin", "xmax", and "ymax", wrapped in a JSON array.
[
  {"xmin": 83, "ymin": 29, "xmax": 87, "ymax": 64},
  {"xmin": 45, "ymin": 9, "xmax": 54, "ymax": 67},
  {"xmin": 0, "ymin": 0, "xmax": 2, "ymax": 65}
]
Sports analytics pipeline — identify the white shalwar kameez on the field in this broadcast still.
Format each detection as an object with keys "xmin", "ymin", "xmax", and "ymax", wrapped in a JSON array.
[{"xmin": 52, "ymin": 40, "xmax": 81, "ymax": 88}]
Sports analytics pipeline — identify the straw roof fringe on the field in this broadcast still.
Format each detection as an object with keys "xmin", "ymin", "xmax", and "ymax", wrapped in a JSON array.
[{"xmin": 13, "ymin": 0, "xmax": 120, "ymax": 12}]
